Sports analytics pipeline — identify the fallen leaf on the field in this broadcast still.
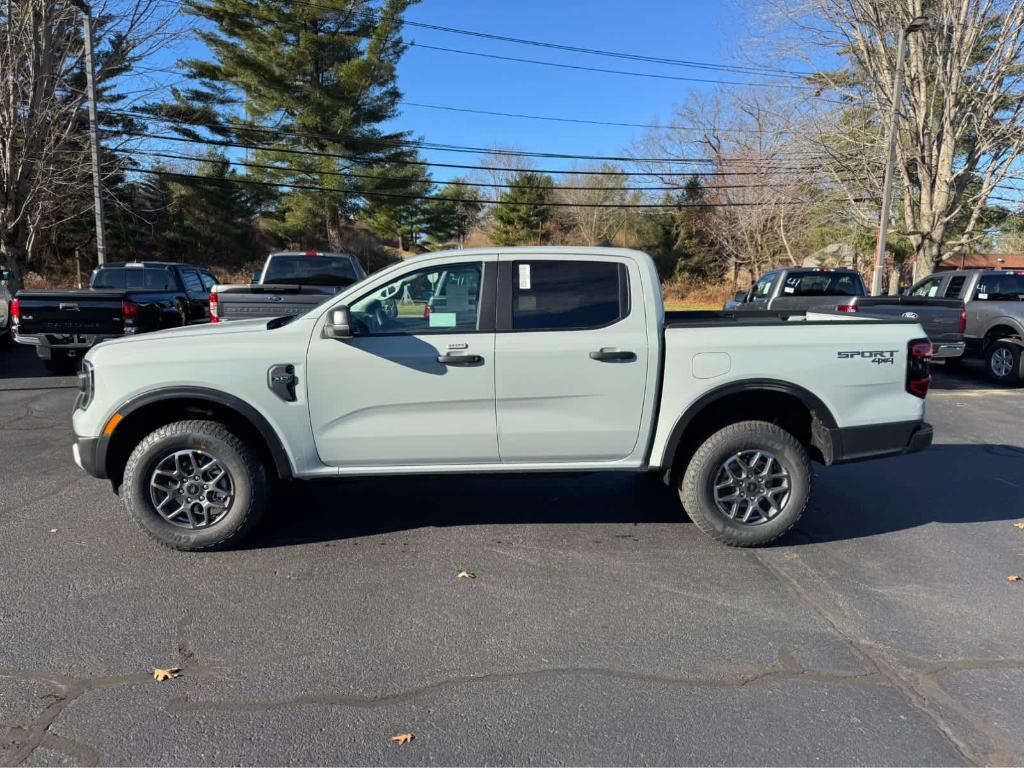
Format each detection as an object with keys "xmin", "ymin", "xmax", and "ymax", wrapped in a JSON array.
[
  {"xmin": 1009, "ymin": 576, "xmax": 1022, "ymax": 582},
  {"xmin": 152, "ymin": 667, "xmax": 181, "ymax": 682},
  {"xmin": 390, "ymin": 733, "xmax": 414, "ymax": 746},
  {"xmin": 456, "ymin": 570, "xmax": 475, "ymax": 579},
  {"xmin": 1014, "ymin": 523, "xmax": 1024, "ymax": 529}
]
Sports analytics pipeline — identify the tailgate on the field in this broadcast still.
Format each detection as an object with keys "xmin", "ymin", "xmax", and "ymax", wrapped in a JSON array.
[
  {"xmin": 16, "ymin": 291, "xmax": 125, "ymax": 336},
  {"xmin": 217, "ymin": 288, "xmax": 329, "ymax": 320},
  {"xmin": 853, "ymin": 297, "xmax": 963, "ymax": 342}
]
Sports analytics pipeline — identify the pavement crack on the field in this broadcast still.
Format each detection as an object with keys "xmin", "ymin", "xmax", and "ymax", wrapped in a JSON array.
[
  {"xmin": 164, "ymin": 660, "xmax": 885, "ymax": 714},
  {"xmin": 754, "ymin": 551, "xmax": 1014, "ymax": 766}
]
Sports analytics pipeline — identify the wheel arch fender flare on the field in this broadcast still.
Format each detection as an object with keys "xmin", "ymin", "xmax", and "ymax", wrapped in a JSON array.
[
  {"xmin": 660, "ymin": 378, "xmax": 839, "ymax": 469},
  {"xmin": 102, "ymin": 386, "xmax": 293, "ymax": 480}
]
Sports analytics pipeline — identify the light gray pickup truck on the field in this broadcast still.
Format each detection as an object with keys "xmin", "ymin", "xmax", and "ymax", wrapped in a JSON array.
[
  {"xmin": 901, "ymin": 269, "xmax": 1024, "ymax": 385},
  {"xmin": 72, "ymin": 248, "xmax": 934, "ymax": 551}
]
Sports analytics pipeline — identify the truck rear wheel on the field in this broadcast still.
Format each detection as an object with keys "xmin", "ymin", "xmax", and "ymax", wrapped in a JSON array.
[
  {"xmin": 985, "ymin": 340, "xmax": 1023, "ymax": 386},
  {"xmin": 680, "ymin": 421, "xmax": 810, "ymax": 547},
  {"xmin": 122, "ymin": 420, "xmax": 267, "ymax": 551}
]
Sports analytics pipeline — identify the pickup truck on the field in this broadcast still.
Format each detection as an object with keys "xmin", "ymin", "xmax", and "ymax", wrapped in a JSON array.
[
  {"xmin": 211, "ymin": 251, "xmax": 366, "ymax": 323},
  {"xmin": 729, "ymin": 267, "xmax": 965, "ymax": 359},
  {"xmin": 0, "ymin": 268, "xmax": 11, "ymax": 346},
  {"xmin": 13, "ymin": 262, "xmax": 218, "ymax": 373},
  {"xmin": 902, "ymin": 269, "xmax": 1024, "ymax": 384},
  {"xmin": 71, "ymin": 247, "xmax": 934, "ymax": 551}
]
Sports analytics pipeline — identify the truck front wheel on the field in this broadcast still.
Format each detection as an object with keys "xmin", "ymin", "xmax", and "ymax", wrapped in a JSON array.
[
  {"xmin": 122, "ymin": 420, "xmax": 267, "ymax": 551},
  {"xmin": 680, "ymin": 421, "xmax": 810, "ymax": 547}
]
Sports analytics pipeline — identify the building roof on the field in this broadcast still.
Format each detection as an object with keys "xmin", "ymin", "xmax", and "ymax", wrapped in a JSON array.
[{"xmin": 936, "ymin": 253, "xmax": 1024, "ymax": 270}]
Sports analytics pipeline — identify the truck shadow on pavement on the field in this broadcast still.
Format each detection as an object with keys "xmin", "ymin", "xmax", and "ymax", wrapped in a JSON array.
[{"xmin": 249, "ymin": 442, "xmax": 1024, "ymax": 549}]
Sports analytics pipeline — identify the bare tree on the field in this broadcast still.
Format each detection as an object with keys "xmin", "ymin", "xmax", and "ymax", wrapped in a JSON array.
[
  {"xmin": 555, "ymin": 164, "xmax": 633, "ymax": 245},
  {"xmin": 0, "ymin": 0, "xmax": 175, "ymax": 289},
  {"xmin": 767, "ymin": 0, "xmax": 1024, "ymax": 277}
]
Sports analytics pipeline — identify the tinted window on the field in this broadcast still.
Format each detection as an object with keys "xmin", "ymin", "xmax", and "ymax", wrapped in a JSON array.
[
  {"xmin": 944, "ymin": 275, "xmax": 967, "ymax": 298},
  {"xmin": 199, "ymin": 272, "xmax": 218, "ymax": 292},
  {"xmin": 350, "ymin": 262, "xmax": 482, "ymax": 335},
  {"xmin": 180, "ymin": 269, "xmax": 204, "ymax": 296},
  {"xmin": 782, "ymin": 272, "xmax": 863, "ymax": 297},
  {"xmin": 91, "ymin": 268, "xmax": 125, "ymax": 289},
  {"xmin": 511, "ymin": 260, "xmax": 624, "ymax": 330},
  {"xmin": 263, "ymin": 255, "xmax": 358, "ymax": 287},
  {"xmin": 976, "ymin": 274, "xmax": 1024, "ymax": 299}
]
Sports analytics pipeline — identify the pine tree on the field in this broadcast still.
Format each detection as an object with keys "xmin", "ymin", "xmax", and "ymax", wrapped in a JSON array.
[
  {"xmin": 423, "ymin": 180, "xmax": 484, "ymax": 247},
  {"xmin": 491, "ymin": 172, "xmax": 554, "ymax": 246},
  {"xmin": 155, "ymin": 0, "xmax": 419, "ymax": 251}
]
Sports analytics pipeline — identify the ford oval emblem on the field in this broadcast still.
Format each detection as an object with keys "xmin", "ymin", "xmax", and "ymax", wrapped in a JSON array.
[
  {"xmin": 901, "ymin": 311, "xmax": 919, "ymax": 319},
  {"xmin": 269, "ymin": 295, "xmax": 284, "ymax": 302}
]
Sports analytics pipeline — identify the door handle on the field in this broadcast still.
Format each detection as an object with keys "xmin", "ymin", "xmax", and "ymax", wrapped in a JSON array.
[
  {"xmin": 437, "ymin": 353, "xmax": 483, "ymax": 365},
  {"xmin": 590, "ymin": 349, "xmax": 636, "ymax": 362}
]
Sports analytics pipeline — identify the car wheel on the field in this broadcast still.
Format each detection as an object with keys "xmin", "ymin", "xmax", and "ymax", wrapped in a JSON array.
[
  {"xmin": 43, "ymin": 351, "xmax": 80, "ymax": 374},
  {"xmin": 680, "ymin": 420, "xmax": 810, "ymax": 547},
  {"xmin": 986, "ymin": 340, "xmax": 1023, "ymax": 386},
  {"xmin": 122, "ymin": 420, "xmax": 267, "ymax": 551}
]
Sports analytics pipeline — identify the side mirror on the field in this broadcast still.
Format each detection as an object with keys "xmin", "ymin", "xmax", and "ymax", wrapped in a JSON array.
[
  {"xmin": 251, "ymin": 271, "xmax": 262, "ymax": 284},
  {"xmin": 323, "ymin": 306, "xmax": 353, "ymax": 339},
  {"xmin": 734, "ymin": 290, "xmax": 747, "ymax": 302}
]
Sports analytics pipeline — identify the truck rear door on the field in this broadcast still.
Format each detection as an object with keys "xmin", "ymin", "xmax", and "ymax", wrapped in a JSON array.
[{"xmin": 492, "ymin": 255, "xmax": 649, "ymax": 463}]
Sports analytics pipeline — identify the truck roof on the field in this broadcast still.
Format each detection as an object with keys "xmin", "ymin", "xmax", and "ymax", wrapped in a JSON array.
[
  {"xmin": 95, "ymin": 261, "xmax": 206, "ymax": 270},
  {"xmin": 400, "ymin": 246, "xmax": 652, "ymax": 264}
]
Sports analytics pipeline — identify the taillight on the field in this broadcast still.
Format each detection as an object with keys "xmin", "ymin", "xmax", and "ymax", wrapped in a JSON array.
[
  {"xmin": 836, "ymin": 304, "xmax": 859, "ymax": 313},
  {"xmin": 906, "ymin": 339, "xmax": 932, "ymax": 398},
  {"xmin": 10, "ymin": 297, "xmax": 19, "ymax": 326},
  {"xmin": 209, "ymin": 292, "xmax": 219, "ymax": 323},
  {"xmin": 959, "ymin": 305, "xmax": 966, "ymax": 334},
  {"xmin": 121, "ymin": 299, "xmax": 138, "ymax": 325}
]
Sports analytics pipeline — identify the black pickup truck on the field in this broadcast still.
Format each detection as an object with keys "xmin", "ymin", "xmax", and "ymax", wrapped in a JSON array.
[{"xmin": 12, "ymin": 261, "xmax": 218, "ymax": 373}]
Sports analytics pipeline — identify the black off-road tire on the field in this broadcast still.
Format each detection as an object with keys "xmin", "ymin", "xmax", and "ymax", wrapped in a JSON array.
[
  {"xmin": 680, "ymin": 420, "xmax": 811, "ymax": 547},
  {"xmin": 122, "ymin": 420, "xmax": 267, "ymax": 551},
  {"xmin": 985, "ymin": 340, "xmax": 1023, "ymax": 386}
]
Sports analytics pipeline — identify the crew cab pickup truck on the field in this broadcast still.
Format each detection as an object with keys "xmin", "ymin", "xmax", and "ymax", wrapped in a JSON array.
[
  {"xmin": 729, "ymin": 267, "xmax": 965, "ymax": 359},
  {"xmin": 211, "ymin": 251, "xmax": 365, "ymax": 323},
  {"xmin": 902, "ymin": 269, "xmax": 1024, "ymax": 384},
  {"xmin": 13, "ymin": 262, "xmax": 218, "ymax": 374},
  {"xmin": 71, "ymin": 247, "xmax": 934, "ymax": 551}
]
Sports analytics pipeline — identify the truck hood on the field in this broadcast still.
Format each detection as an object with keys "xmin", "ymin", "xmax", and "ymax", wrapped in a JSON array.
[{"xmin": 94, "ymin": 318, "xmax": 271, "ymax": 349}]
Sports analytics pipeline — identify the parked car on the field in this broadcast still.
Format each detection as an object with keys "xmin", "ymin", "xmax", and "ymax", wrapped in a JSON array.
[
  {"xmin": 71, "ymin": 247, "xmax": 934, "ymax": 551},
  {"xmin": 211, "ymin": 251, "xmax": 366, "ymax": 323},
  {"xmin": 13, "ymin": 261, "xmax": 218, "ymax": 374},
  {"xmin": 729, "ymin": 267, "xmax": 965, "ymax": 359},
  {"xmin": 0, "ymin": 268, "xmax": 12, "ymax": 346},
  {"xmin": 902, "ymin": 269, "xmax": 1024, "ymax": 384}
]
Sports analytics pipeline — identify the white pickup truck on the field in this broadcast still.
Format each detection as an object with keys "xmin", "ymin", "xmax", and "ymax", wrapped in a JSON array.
[{"xmin": 71, "ymin": 247, "xmax": 934, "ymax": 551}]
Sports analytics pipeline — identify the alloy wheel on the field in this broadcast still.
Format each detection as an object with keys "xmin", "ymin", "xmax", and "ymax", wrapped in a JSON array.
[
  {"xmin": 712, "ymin": 450, "xmax": 791, "ymax": 525},
  {"xmin": 148, "ymin": 449, "xmax": 235, "ymax": 529}
]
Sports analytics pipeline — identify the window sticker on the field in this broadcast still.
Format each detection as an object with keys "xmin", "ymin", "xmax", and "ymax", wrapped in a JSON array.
[
  {"xmin": 978, "ymin": 292, "xmax": 989, "ymax": 300},
  {"xmin": 783, "ymin": 286, "xmax": 795, "ymax": 293},
  {"xmin": 785, "ymin": 276, "xmax": 800, "ymax": 286},
  {"xmin": 518, "ymin": 263, "xmax": 531, "ymax": 290},
  {"xmin": 428, "ymin": 312, "xmax": 457, "ymax": 328}
]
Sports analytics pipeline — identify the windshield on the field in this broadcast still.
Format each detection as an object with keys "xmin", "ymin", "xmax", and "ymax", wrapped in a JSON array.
[{"xmin": 262, "ymin": 255, "xmax": 358, "ymax": 287}]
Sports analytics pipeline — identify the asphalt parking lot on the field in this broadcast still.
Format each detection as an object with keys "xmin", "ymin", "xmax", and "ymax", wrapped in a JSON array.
[{"xmin": 2, "ymin": 342, "xmax": 1023, "ymax": 766}]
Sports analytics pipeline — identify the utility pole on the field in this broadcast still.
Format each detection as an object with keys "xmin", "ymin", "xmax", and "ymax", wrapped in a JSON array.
[
  {"xmin": 871, "ymin": 16, "xmax": 929, "ymax": 295},
  {"xmin": 71, "ymin": 0, "xmax": 107, "ymax": 265}
]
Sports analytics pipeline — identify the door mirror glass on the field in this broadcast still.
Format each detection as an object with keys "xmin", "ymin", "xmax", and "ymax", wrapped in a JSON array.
[
  {"xmin": 251, "ymin": 271, "xmax": 262, "ymax": 284},
  {"xmin": 323, "ymin": 306, "xmax": 353, "ymax": 339}
]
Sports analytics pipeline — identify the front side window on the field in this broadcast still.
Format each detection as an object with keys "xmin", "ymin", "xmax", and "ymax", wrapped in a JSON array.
[
  {"xmin": 349, "ymin": 262, "xmax": 482, "ymax": 335},
  {"xmin": 751, "ymin": 273, "xmax": 777, "ymax": 300},
  {"xmin": 511, "ymin": 260, "xmax": 625, "ymax": 330},
  {"xmin": 910, "ymin": 277, "xmax": 943, "ymax": 298}
]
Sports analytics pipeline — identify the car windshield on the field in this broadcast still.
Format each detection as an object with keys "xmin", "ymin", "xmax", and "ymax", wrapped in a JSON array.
[{"xmin": 262, "ymin": 255, "xmax": 358, "ymax": 287}]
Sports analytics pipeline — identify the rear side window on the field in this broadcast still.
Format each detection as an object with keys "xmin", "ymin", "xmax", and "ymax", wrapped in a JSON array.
[
  {"xmin": 199, "ymin": 272, "xmax": 218, "ymax": 292},
  {"xmin": 180, "ymin": 269, "xmax": 204, "ymax": 296},
  {"xmin": 944, "ymin": 276, "xmax": 966, "ymax": 298},
  {"xmin": 511, "ymin": 261, "xmax": 626, "ymax": 330},
  {"xmin": 976, "ymin": 274, "xmax": 1024, "ymax": 300}
]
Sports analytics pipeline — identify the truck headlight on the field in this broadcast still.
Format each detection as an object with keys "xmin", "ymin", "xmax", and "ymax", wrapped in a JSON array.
[{"xmin": 76, "ymin": 360, "xmax": 95, "ymax": 411}]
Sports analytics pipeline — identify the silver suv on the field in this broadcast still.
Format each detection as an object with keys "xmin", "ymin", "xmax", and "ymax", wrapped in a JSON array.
[{"xmin": 905, "ymin": 269, "xmax": 1024, "ymax": 384}]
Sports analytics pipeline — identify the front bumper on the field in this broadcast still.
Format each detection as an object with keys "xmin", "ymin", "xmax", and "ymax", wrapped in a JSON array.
[
  {"xmin": 931, "ymin": 342, "xmax": 966, "ymax": 360},
  {"xmin": 72, "ymin": 434, "xmax": 107, "ymax": 479},
  {"xmin": 815, "ymin": 420, "xmax": 933, "ymax": 465}
]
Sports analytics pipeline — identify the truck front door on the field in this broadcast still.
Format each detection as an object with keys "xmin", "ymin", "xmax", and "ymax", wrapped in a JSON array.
[
  {"xmin": 493, "ymin": 256, "xmax": 649, "ymax": 463},
  {"xmin": 306, "ymin": 257, "xmax": 499, "ymax": 467}
]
